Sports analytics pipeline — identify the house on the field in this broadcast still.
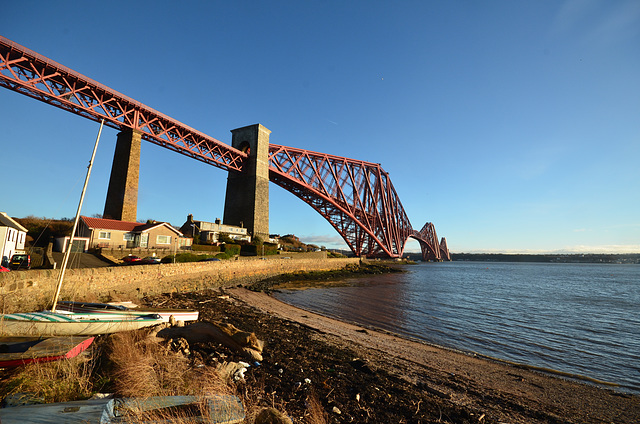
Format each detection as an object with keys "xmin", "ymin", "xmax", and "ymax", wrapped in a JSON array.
[
  {"xmin": 180, "ymin": 214, "xmax": 251, "ymax": 244},
  {"xmin": 268, "ymin": 234, "xmax": 281, "ymax": 247},
  {"xmin": 0, "ymin": 212, "xmax": 28, "ymax": 265},
  {"xmin": 53, "ymin": 236, "xmax": 90, "ymax": 253},
  {"xmin": 75, "ymin": 216, "xmax": 191, "ymax": 250}
]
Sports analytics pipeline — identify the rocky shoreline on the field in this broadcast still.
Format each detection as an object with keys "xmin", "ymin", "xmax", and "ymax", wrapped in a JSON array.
[
  {"xmin": 142, "ymin": 287, "xmax": 639, "ymax": 423},
  {"xmin": 1, "ymin": 261, "xmax": 637, "ymax": 423}
]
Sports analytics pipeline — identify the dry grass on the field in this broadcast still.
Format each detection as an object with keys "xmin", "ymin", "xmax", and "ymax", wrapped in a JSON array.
[
  {"xmin": 0, "ymin": 350, "xmax": 95, "ymax": 403},
  {"xmin": 0, "ymin": 326, "xmax": 332, "ymax": 423},
  {"xmin": 104, "ymin": 329, "xmax": 245, "ymax": 423},
  {"xmin": 106, "ymin": 328, "xmax": 230, "ymax": 398},
  {"xmin": 0, "ymin": 328, "xmax": 237, "ymax": 423}
]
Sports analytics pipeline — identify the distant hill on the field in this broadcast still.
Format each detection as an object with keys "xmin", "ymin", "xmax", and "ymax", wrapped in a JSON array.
[
  {"xmin": 450, "ymin": 253, "xmax": 640, "ymax": 264},
  {"xmin": 14, "ymin": 216, "xmax": 74, "ymax": 248}
]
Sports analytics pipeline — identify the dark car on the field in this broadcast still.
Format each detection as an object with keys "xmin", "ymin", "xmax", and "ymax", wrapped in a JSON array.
[
  {"xmin": 140, "ymin": 256, "xmax": 161, "ymax": 264},
  {"xmin": 9, "ymin": 254, "xmax": 30, "ymax": 270},
  {"xmin": 121, "ymin": 255, "xmax": 142, "ymax": 264}
]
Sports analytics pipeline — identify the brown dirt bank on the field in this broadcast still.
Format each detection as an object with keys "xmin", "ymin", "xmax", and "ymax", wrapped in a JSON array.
[{"xmin": 143, "ymin": 288, "xmax": 639, "ymax": 424}]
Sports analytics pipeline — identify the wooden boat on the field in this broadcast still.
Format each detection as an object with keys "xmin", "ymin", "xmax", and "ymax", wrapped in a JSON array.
[
  {"xmin": 0, "ymin": 336, "xmax": 94, "ymax": 368},
  {"xmin": 0, "ymin": 394, "xmax": 245, "ymax": 423},
  {"xmin": 54, "ymin": 301, "xmax": 199, "ymax": 323},
  {"xmin": 0, "ymin": 311, "xmax": 164, "ymax": 337}
]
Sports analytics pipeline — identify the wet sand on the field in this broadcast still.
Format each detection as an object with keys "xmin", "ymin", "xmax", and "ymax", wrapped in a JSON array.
[{"xmin": 228, "ymin": 287, "xmax": 639, "ymax": 424}]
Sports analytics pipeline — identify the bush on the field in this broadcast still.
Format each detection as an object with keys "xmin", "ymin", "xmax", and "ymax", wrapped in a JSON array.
[
  {"xmin": 221, "ymin": 244, "xmax": 240, "ymax": 257},
  {"xmin": 241, "ymin": 245, "xmax": 258, "ymax": 256}
]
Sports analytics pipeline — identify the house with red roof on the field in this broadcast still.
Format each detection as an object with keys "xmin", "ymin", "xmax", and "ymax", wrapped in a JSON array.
[{"xmin": 75, "ymin": 216, "xmax": 190, "ymax": 250}]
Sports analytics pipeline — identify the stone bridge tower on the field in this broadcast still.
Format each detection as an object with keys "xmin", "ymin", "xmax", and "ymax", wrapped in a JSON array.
[
  {"xmin": 103, "ymin": 129, "xmax": 141, "ymax": 222},
  {"xmin": 223, "ymin": 124, "xmax": 270, "ymax": 241}
]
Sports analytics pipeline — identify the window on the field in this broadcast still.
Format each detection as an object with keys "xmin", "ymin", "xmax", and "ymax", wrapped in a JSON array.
[
  {"xmin": 123, "ymin": 233, "xmax": 134, "ymax": 241},
  {"xmin": 99, "ymin": 231, "xmax": 111, "ymax": 240},
  {"xmin": 156, "ymin": 235, "xmax": 171, "ymax": 244}
]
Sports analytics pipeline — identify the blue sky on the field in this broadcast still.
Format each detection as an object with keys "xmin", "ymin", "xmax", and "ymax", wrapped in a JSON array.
[{"xmin": 1, "ymin": 1, "xmax": 638, "ymax": 254}]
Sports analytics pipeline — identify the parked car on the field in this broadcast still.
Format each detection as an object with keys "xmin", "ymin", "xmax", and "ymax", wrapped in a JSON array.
[
  {"xmin": 140, "ymin": 256, "xmax": 161, "ymax": 264},
  {"xmin": 199, "ymin": 257, "xmax": 220, "ymax": 262},
  {"xmin": 121, "ymin": 255, "xmax": 142, "ymax": 265},
  {"xmin": 0, "ymin": 265, "xmax": 10, "ymax": 272},
  {"xmin": 9, "ymin": 254, "xmax": 30, "ymax": 270},
  {"xmin": 1, "ymin": 256, "xmax": 9, "ymax": 268}
]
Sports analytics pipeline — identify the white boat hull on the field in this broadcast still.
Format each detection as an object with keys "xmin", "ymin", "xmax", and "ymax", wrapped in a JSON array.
[
  {"xmin": 0, "ymin": 312, "xmax": 164, "ymax": 337},
  {"xmin": 55, "ymin": 301, "xmax": 199, "ymax": 323}
]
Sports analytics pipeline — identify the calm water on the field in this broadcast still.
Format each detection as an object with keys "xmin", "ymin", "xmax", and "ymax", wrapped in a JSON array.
[{"xmin": 274, "ymin": 261, "xmax": 640, "ymax": 393}]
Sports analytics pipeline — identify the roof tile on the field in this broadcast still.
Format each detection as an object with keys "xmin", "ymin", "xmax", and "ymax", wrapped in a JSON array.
[{"xmin": 80, "ymin": 216, "xmax": 139, "ymax": 232}]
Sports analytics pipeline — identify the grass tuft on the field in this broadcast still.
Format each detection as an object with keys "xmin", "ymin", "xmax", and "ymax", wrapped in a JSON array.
[
  {"xmin": 106, "ymin": 328, "xmax": 229, "ymax": 398},
  {"xmin": 0, "ymin": 351, "xmax": 95, "ymax": 403}
]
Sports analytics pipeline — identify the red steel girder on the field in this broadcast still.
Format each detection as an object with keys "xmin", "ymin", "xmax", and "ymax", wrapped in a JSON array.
[
  {"xmin": 0, "ymin": 35, "xmax": 247, "ymax": 172},
  {"xmin": 439, "ymin": 237, "xmax": 451, "ymax": 261},
  {"xmin": 1, "ymin": 36, "xmax": 451, "ymax": 259},
  {"xmin": 268, "ymin": 144, "xmax": 413, "ymax": 258},
  {"xmin": 411, "ymin": 222, "xmax": 445, "ymax": 261}
]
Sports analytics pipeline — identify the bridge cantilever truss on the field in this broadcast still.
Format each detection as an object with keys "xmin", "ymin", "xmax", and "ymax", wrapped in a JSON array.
[
  {"xmin": 411, "ymin": 222, "xmax": 451, "ymax": 262},
  {"xmin": 268, "ymin": 145, "xmax": 413, "ymax": 258},
  {"xmin": 0, "ymin": 35, "xmax": 450, "ymax": 261}
]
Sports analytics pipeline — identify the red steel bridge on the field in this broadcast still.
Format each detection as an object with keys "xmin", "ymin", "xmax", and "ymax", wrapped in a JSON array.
[{"xmin": 0, "ymin": 35, "xmax": 450, "ymax": 261}]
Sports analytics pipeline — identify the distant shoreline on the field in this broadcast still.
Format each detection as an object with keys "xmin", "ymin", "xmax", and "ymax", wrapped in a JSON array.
[{"xmin": 404, "ymin": 252, "xmax": 640, "ymax": 264}]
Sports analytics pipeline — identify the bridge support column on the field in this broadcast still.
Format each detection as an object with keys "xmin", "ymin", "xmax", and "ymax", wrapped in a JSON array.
[
  {"xmin": 103, "ymin": 129, "xmax": 141, "ymax": 222},
  {"xmin": 223, "ymin": 124, "xmax": 270, "ymax": 241}
]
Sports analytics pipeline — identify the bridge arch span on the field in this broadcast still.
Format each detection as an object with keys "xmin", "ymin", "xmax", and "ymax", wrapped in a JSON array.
[
  {"xmin": 410, "ymin": 222, "xmax": 451, "ymax": 261},
  {"xmin": 268, "ymin": 144, "xmax": 413, "ymax": 258}
]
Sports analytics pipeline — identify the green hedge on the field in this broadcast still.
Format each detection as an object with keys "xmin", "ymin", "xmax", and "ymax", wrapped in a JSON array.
[
  {"xmin": 222, "ymin": 244, "xmax": 241, "ymax": 256},
  {"xmin": 241, "ymin": 245, "xmax": 258, "ymax": 256},
  {"xmin": 192, "ymin": 244, "xmax": 221, "ymax": 252}
]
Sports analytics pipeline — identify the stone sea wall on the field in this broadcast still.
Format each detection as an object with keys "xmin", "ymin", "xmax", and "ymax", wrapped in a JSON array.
[{"xmin": 0, "ymin": 257, "xmax": 359, "ymax": 313}]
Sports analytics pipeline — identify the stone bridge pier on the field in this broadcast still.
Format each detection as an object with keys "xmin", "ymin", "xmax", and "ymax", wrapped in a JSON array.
[
  {"xmin": 103, "ymin": 129, "xmax": 141, "ymax": 222},
  {"xmin": 102, "ymin": 124, "xmax": 270, "ymax": 241},
  {"xmin": 222, "ymin": 124, "xmax": 271, "ymax": 241}
]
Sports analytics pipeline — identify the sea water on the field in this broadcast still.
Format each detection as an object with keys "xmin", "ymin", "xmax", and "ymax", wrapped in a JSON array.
[{"xmin": 274, "ymin": 261, "xmax": 640, "ymax": 393}]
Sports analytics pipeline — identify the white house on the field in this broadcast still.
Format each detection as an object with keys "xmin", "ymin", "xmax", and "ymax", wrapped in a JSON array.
[
  {"xmin": 0, "ymin": 212, "xmax": 28, "ymax": 265},
  {"xmin": 179, "ymin": 214, "xmax": 251, "ymax": 244}
]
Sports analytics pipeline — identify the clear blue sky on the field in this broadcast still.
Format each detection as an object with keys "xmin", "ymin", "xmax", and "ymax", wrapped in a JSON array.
[{"xmin": 1, "ymin": 1, "xmax": 638, "ymax": 254}]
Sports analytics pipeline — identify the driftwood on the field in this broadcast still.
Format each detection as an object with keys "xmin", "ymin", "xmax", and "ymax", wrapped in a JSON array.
[{"xmin": 157, "ymin": 321, "xmax": 264, "ymax": 362}]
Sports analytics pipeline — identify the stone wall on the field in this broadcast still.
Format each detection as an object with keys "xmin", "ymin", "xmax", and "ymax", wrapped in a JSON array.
[
  {"xmin": 0, "ymin": 257, "xmax": 359, "ymax": 313},
  {"xmin": 98, "ymin": 249, "xmax": 328, "ymax": 264}
]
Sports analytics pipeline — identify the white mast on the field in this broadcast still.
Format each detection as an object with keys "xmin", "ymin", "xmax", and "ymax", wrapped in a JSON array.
[{"xmin": 51, "ymin": 119, "xmax": 104, "ymax": 312}]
